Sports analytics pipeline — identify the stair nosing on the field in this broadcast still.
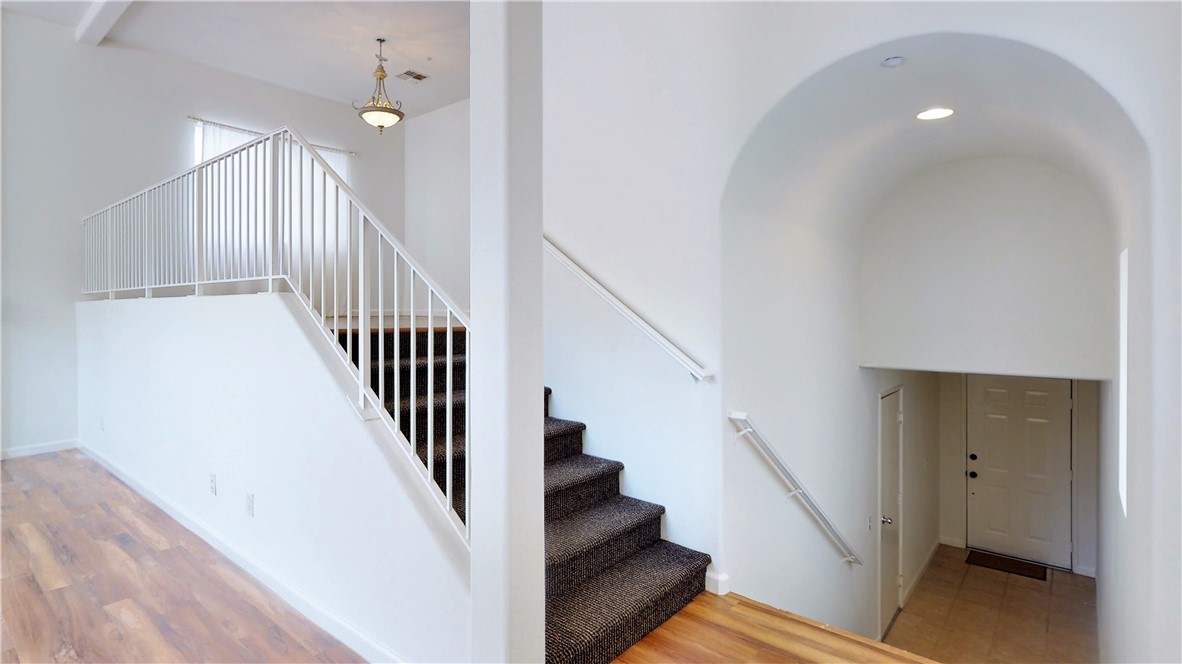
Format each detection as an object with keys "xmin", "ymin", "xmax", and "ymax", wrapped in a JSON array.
[{"xmin": 544, "ymin": 455, "xmax": 624, "ymax": 496}]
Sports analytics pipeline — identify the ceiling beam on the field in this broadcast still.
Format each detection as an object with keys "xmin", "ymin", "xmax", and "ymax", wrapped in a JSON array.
[{"xmin": 75, "ymin": 1, "xmax": 132, "ymax": 46}]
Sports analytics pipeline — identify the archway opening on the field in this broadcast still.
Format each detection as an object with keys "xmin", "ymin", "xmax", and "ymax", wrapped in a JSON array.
[{"xmin": 718, "ymin": 31, "xmax": 1147, "ymax": 640}]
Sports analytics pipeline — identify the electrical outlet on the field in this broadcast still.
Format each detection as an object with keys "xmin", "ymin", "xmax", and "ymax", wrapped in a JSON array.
[
  {"xmin": 246, "ymin": 493, "xmax": 254, "ymax": 517},
  {"xmin": 210, "ymin": 474, "xmax": 217, "ymax": 496}
]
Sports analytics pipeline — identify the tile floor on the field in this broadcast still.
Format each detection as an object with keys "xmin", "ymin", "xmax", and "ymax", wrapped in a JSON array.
[{"xmin": 884, "ymin": 545, "xmax": 1098, "ymax": 663}]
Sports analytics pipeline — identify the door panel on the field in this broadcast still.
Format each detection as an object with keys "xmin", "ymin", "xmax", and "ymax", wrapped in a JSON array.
[
  {"xmin": 879, "ymin": 390, "xmax": 901, "ymax": 638},
  {"xmin": 967, "ymin": 375, "xmax": 1071, "ymax": 568}
]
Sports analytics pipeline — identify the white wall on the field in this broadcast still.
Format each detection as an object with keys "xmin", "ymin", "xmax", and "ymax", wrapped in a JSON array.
[
  {"xmin": 76, "ymin": 294, "xmax": 470, "ymax": 662},
  {"xmin": 404, "ymin": 99, "xmax": 470, "ymax": 311},
  {"xmin": 545, "ymin": 5, "xmax": 1177, "ymax": 657},
  {"xmin": 543, "ymin": 255, "xmax": 723, "ymax": 568},
  {"xmin": 1072, "ymin": 380, "xmax": 1100, "ymax": 577},
  {"xmin": 1, "ymin": 11, "xmax": 403, "ymax": 454},
  {"xmin": 859, "ymin": 157, "xmax": 1115, "ymax": 380},
  {"xmin": 720, "ymin": 197, "xmax": 940, "ymax": 637}
]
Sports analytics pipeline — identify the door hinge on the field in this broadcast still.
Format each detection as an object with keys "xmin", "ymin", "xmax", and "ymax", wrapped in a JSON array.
[{"xmin": 897, "ymin": 412, "xmax": 904, "ymax": 424}]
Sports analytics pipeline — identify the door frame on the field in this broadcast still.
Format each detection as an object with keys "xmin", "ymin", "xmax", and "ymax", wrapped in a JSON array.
[{"xmin": 878, "ymin": 385, "xmax": 904, "ymax": 639}]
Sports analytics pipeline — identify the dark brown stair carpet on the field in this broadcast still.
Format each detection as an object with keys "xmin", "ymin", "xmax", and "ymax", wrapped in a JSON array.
[
  {"xmin": 339, "ymin": 328, "xmax": 710, "ymax": 663},
  {"xmin": 545, "ymin": 495, "xmax": 664, "ymax": 596},
  {"xmin": 391, "ymin": 390, "xmax": 467, "ymax": 445},
  {"xmin": 370, "ymin": 354, "xmax": 467, "ymax": 396},
  {"xmin": 339, "ymin": 329, "xmax": 466, "ymax": 366},
  {"xmin": 544, "ymin": 417, "xmax": 586, "ymax": 462},
  {"xmin": 545, "ymin": 540, "xmax": 711, "ymax": 664},
  {"xmin": 544, "ymin": 455, "xmax": 625, "ymax": 521},
  {"xmin": 542, "ymin": 388, "xmax": 711, "ymax": 663}
]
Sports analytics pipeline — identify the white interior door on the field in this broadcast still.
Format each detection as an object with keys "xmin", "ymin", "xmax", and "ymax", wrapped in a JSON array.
[
  {"xmin": 879, "ymin": 389, "xmax": 901, "ymax": 638},
  {"xmin": 967, "ymin": 374, "xmax": 1072, "ymax": 568}
]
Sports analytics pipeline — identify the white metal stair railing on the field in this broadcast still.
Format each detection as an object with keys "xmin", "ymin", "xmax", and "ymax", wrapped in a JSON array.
[
  {"xmin": 727, "ymin": 411, "xmax": 863, "ymax": 565},
  {"xmin": 81, "ymin": 126, "xmax": 472, "ymax": 544},
  {"xmin": 542, "ymin": 236, "xmax": 711, "ymax": 381}
]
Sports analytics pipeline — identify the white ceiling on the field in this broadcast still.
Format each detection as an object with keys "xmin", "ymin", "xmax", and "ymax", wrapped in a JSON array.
[
  {"xmin": 2, "ymin": 1, "xmax": 470, "ymax": 119},
  {"xmin": 723, "ymin": 32, "xmax": 1146, "ymax": 238}
]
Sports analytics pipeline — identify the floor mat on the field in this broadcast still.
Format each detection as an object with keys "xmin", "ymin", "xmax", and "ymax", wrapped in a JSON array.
[{"xmin": 966, "ymin": 549, "xmax": 1048, "ymax": 580}]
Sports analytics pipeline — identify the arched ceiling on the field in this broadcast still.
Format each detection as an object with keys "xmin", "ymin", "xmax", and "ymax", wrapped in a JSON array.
[{"xmin": 722, "ymin": 32, "xmax": 1147, "ymax": 240}]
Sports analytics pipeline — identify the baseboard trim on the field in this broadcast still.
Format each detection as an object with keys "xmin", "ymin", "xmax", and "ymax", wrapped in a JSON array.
[
  {"xmin": 902, "ymin": 539, "xmax": 941, "ymax": 604},
  {"xmin": 938, "ymin": 535, "xmax": 966, "ymax": 548},
  {"xmin": 78, "ymin": 444, "xmax": 405, "ymax": 664},
  {"xmin": 1, "ymin": 439, "xmax": 78, "ymax": 459},
  {"xmin": 705, "ymin": 569, "xmax": 731, "ymax": 595}
]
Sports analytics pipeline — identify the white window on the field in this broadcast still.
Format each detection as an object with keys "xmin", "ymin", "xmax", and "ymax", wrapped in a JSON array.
[
  {"xmin": 192, "ymin": 118, "xmax": 351, "ymax": 183},
  {"xmin": 1118, "ymin": 248, "xmax": 1128, "ymax": 516}
]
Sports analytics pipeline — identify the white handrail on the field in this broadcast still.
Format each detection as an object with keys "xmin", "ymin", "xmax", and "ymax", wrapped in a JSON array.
[
  {"xmin": 728, "ymin": 411, "xmax": 863, "ymax": 565},
  {"xmin": 80, "ymin": 127, "xmax": 472, "ymax": 546},
  {"xmin": 543, "ymin": 236, "xmax": 711, "ymax": 381}
]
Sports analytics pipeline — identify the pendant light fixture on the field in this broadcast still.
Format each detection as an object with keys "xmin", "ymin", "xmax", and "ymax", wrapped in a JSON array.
[{"xmin": 353, "ymin": 38, "xmax": 404, "ymax": 134}]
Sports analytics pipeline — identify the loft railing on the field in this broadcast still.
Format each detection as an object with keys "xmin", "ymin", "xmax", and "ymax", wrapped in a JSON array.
[
  {"xmin": 543, "ymin": 236, "xmax": 711, "ymax": 381},
  {"xmin": 727, "ymin": 411, "xmax": 862, "ymax": 565},
  {"xmin": 81, "ymin": 126, "xmax": 471, "ymax": 545}
]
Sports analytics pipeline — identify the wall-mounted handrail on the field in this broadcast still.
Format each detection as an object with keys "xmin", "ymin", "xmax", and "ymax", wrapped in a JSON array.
[
  {"xmin": 543, "ymin": 236, "xmax": 711, "ymax": 381},
  {"xmin": 80, "ymin": 126, "xmax": 472, "ymax": 546},
  {"xmin": 728, "ymin": 411, "xmax": 863, "ymax": 565}
]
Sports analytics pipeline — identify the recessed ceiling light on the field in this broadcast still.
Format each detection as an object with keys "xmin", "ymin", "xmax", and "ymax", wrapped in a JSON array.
[
  {"xmin": 881, "ymin": 56, "xmax": 906, "ymax": 68},
  {"xmin": 917, "ymin": 108, "xmax": 954, "ymax": 120}
]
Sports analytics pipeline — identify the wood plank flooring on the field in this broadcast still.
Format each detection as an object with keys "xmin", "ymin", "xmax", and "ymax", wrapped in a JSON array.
[
  {"xmin": 616, "ymin": 591, "xmax": 934, "ymax": 663},
  {"xmin": 0, "ymin": 450, "xmax": 363, "ymax": 663}
]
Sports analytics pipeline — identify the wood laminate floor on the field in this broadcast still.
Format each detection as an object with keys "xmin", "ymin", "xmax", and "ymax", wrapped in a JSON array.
[
  {"xmin": 0, "ymin": 450, "xmax": 363, "ymax": 663},
  {"xmin": 616, "ymin": 592, "xmax": 934, "ymax": 663}
]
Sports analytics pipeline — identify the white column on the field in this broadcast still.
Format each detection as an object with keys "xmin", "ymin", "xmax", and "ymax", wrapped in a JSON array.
[{"xmin": 469, "ymin": 2, "xmax": 545, "ymax": 662}]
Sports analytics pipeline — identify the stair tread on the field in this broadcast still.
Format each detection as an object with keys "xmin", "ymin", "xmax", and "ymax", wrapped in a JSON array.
[
  {"xmin": 545, "ymin": 495, "xmax": 663, "ymax": 565},
  {"xmin": 544, "ymin": 455, "xmax": 624, "ymax": 497},
  {"xmin": 544, "ymin": 416, "xmax": 586, "ymax": 439},
  {"xmin": 546, "ymin": 541, "xmax": 711, "ymax": 657}
]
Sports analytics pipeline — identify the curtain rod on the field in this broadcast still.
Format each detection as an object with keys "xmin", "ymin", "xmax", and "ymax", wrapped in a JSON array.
[{"xmin": 187, "ymin": 115, "xmax": 357, "ymax": 157}]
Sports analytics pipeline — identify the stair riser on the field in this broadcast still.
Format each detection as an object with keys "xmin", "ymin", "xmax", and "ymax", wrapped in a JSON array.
[
  {"xmin": 545, "ymin": 430, "xmax": 583, "ymax": 463},
  {"xmin": 546, "ymin": 517, "xmax": 661, "ymax": 597},
  {"xmin": 372, "ymin": 361, "xmax": 467, "ymax": 396},
  {"xmin": 546, "ymin": 474, "xmax": 619, "ymax": 521}
]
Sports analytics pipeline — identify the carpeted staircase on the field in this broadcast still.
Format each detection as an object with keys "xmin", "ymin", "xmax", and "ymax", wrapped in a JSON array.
[{"xmin": 341, "ymin": 327, "xmax": 712, "ymax": 664}]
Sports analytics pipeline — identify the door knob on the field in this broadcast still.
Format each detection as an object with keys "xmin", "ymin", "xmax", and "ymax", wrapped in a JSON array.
[
  {"xmin": 881, "ymin": 516, "xmax": 893, "ymax": 525},
  {"xmin": 969, "ymin": 471, "xmax": 978, "ymax": 478}
]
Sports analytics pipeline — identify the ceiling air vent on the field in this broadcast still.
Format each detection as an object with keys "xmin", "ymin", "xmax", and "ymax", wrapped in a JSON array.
[{"xmin": 396, "ymin": 70, "xmax": 429, "ymax": 82}]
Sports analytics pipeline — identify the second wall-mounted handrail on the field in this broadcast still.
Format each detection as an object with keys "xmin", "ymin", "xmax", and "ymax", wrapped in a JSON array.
[
  {"xmin": 728, "ymin": 411, "xmax": 863, "ymax": 565},
  {"xmin": 543, "ymin": 236, "xmax": 711, "ymax": 381}
]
